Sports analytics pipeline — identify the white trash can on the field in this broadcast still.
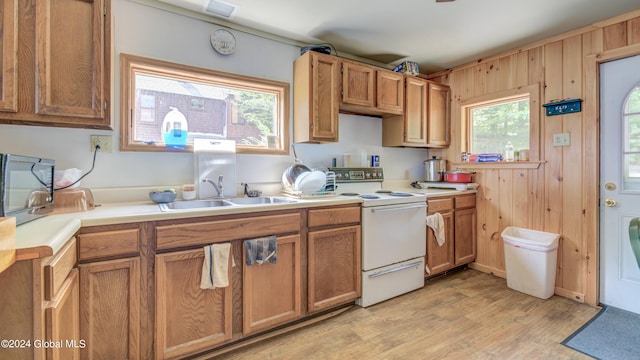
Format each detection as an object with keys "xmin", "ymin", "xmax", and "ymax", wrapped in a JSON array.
[{"xmin": 502, "ymin": 226, "xmax": 560, "ymax": 299}]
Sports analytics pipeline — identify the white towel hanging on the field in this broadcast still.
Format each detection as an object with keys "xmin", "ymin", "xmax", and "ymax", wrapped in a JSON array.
[
  {"xmin": 200, "ymin": 243, "xmax": 232, "ymax": 289},
  {"xmin": 426, "ymin": 213, "xmax": 446, "ymax": 246}
]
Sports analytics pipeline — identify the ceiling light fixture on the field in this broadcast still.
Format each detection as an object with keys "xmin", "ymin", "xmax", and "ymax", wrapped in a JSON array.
[{"xmin": 205, "ymin": 0, "xmax": 238, "ymax": 17}]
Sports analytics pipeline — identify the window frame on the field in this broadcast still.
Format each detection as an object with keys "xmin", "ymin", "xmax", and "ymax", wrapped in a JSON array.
[
  {"xmin": 459, "ymin": 84, "xmax": 540, "ymax": 162},
  {"xmin": 119, "ymin": 53, "xmax": 290, "ymax": 155}
]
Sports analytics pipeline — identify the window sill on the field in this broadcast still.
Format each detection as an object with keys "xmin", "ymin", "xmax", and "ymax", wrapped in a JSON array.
[{"xmin": 450, "ymin": 161, "xmax": 544, "ymax": 170}]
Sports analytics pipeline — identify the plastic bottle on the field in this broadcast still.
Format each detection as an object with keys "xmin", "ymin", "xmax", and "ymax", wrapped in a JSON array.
[{"xmin": 505, "ymin": 141, "xmax": 515, "ymax": 162}]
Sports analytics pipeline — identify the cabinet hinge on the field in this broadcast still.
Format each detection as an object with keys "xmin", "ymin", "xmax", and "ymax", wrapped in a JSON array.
[
  {"xmin": 103, "ymin": 100, "xmax": 108, "ymax": 110},
  {"xmin": 104, "ymin": 3, "xmax": 107, "ymax": 16}
]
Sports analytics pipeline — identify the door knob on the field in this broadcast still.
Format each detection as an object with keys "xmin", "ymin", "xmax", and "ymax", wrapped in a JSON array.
[{"xmin": 604, "ymin": 198, "xmax": 617, "ymax": 207}]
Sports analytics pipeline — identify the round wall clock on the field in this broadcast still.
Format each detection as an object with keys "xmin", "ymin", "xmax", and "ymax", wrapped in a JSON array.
[{"xmin": 210, "ymin": 29, "xmax": 236, "ymax": 55}]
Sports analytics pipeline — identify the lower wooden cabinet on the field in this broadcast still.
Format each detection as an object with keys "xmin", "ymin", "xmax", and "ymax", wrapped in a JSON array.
[
  {"xmin": 155, "ymin": 248, "xmax": 232, "ymax": 360},
  {"xmin": 425, "ymin": 194, "xmax": 477, "ymax": 277},
  {"xmin": 79, "ymin": 257, "xmax": 140, "ymax": 360},
  {"xmin": 308, "ymin": 225, "xmax": 361, "ymax": 313},
  {"xmin": 45, "ymin": 269, "xmax": 81, "ymax": 360},
  {"xmin": 243, "ymin": 234, "xmax": 302, "ymax": 335}
]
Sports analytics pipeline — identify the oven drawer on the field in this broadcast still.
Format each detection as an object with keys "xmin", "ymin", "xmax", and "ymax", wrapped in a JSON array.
[{"xmin": 357, "ymin": 258, "xmax": 424, "ymax": 308}]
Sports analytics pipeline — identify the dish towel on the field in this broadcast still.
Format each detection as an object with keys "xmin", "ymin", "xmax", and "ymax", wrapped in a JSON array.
[
  {"xmin": 426, "ymin": 213, "xmax": 446, "ymax": 246},
  {"xmin": 245, "ymin": 235, "xmax": 277, "ymax": 266},
  {"xmin": 200, "ymin": 243, "xmax": 232, "ymax": 290}
]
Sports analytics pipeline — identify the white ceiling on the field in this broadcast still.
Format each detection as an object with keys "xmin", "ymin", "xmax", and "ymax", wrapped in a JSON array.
[{"xmin": 154, "ymin": 0, "xmax": 640, "ymax": 73}]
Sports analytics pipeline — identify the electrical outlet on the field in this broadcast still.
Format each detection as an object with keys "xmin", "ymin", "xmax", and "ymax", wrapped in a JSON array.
[
  {"xmin": 553, "ymin": 133, "xmax": 570, "ymax": 147},
  {"xmin": 90, "ymin": 135, "xmax": 113, "ymax": 153}
]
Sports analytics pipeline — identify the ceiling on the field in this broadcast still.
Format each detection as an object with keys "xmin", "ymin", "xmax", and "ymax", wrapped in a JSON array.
[{"xmin": 153, "ymin": 0, "xmax": 640, "ymax": 73}]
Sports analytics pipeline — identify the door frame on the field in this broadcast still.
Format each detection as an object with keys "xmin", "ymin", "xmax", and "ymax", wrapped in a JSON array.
[{"xmin": 584, "ymin": 43, "xmax": 640, "ymax": 306}]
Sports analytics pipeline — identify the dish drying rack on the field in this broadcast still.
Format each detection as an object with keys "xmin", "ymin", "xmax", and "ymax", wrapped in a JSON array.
[{"xmin": 282, "ymin": 172, "xmax": 337, "ymax": 198}]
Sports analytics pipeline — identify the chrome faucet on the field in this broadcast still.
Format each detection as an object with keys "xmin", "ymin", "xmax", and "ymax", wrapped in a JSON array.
[{"xmin": 203, "ymin": 175, "xmax": 224, "ymax": 197}]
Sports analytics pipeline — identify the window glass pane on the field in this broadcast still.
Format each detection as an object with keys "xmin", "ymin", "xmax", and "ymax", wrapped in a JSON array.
[
  {"xmin": 133, "ymin": 74, "xmax": 277, "ymax": 148},
  {"xmin": 470, "ymin": 99, "xmax": 530, "ymax": 154},
  {"xmin": 626, "ymin": 114, "xmax": 640, "ymax": 152},
  {"xmin": 625, "ymin": 85, "xmax": 640, "ymax": 113}
]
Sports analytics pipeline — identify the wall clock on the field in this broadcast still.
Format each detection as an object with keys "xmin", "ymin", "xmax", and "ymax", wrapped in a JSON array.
[{"xmin": 210, "ymin": 29, "xmax": 236, "ymax": 55}]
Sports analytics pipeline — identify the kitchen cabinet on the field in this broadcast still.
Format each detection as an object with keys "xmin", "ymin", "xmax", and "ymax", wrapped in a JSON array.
[
  {"xmin": 243, "ymin": 234, "xmax": 302, "ymax": 335},
  {"xmin": 155, "ymin": 248, "xmax": 232, "ymax": 359},
  {"xmin": 293, "ymin": 51, "xmax": 340, "ymax": 142},
  {"xmin": 77, "ymin": 228, "xmax": 141, "ymax": 360},
  {"xmin": 425, "ymin": 194, "xmax": 477, "ymax": 277},
  {"xmin": 340, "ymin": 60, "xmax": 404, "ymax": 115},
  {"xmin": 425, "ymin": 197, "xmax": 455, "ymax": 276},
  {"xmin": 454, "ymin": 194, "xmax": 477, "ymax": 265},
  {"xmin": 0, "ymin": 0, "xmax": 111, "ymax": 128},
  {"xmin": 307, "ymin": 206, "xmax": 361, "ymax": 313},
  {"xmin": 45, "ymin": 269, "xmax": 80, "ymax": 360},
  {"xmin": 382, "ymin": 77, "xmax": 451, "ymax": 148}
]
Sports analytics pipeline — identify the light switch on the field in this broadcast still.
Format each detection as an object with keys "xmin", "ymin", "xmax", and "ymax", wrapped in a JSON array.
[{"xmin": 553, "ymin": 133, "xmax": 570, "ymax": 147}]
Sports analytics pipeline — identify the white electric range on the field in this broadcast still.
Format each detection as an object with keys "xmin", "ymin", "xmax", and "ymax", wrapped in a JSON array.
[{"xmin": 330, "ymin": 168, "xmax": 427, "ymax": 307}]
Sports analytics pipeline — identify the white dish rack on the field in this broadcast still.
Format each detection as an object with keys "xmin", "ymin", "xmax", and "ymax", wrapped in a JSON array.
[{"xmin": 282, "ymin": 172, "xmax": 337, "ymax": 198}]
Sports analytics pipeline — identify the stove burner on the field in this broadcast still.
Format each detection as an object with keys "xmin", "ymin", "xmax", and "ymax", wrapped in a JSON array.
[
  {"xmin": 390, "ymin": 192, "xmax": 413, "ymax": 197},
  {"xmin": 340, "ymin": 192, "xmax": 360, "ymax": 196},
  {"xmin": 375, "ymin": 190, "xmax": 392, "ymax": 194},
  {"xmin": 359, "ymin": 194, "xmax": 380, "ymax": 199}
]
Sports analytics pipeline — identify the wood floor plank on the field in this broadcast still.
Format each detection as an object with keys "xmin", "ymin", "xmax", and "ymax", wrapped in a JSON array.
[{"xmin": 214, "ymin": 269, "xmax": 599, "ymax": 359}]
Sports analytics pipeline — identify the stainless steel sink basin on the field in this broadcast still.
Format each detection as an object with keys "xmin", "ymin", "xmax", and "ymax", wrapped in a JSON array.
[
  {"xmin": 227, "ymin": 196, "xmax": 297, "ymax": 205},
  {"xmin": 158, "ymin": 199, "xmax": 233, "ymax": 211}
]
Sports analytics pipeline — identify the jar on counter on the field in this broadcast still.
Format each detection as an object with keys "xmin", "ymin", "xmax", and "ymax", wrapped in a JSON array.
[{"xmin": 519, "ymin": 149, "xmax": 530, "ymax": 161}]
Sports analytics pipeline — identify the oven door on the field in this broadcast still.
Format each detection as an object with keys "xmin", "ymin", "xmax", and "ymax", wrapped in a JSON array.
[{"xmin": 361, "ymin": 202, "xmax": 427, "ymax": 271}]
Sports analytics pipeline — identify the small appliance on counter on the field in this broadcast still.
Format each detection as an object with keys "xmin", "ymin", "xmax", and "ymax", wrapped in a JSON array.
[{"xmin": 0, "ymin": 154, "xmax": 55, "ymax": 225}]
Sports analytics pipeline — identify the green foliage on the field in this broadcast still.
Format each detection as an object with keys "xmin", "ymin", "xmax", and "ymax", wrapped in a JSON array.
[
  {"xmin": 236, "ymin": 91, "xmax": 276, "ymax": 137},
  {"xmin": 470, "ymin": 99, "xmax": 530, "ymax": 154}
]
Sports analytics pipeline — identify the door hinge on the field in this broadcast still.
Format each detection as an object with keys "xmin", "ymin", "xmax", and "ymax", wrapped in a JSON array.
[{"xmin": 103, "ymin": 100, "xmax": 108, "ymax": 110}]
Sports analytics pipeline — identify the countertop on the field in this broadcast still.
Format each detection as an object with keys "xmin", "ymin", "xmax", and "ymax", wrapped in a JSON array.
[{"xmin": 15, "ymin": 187, "xmax": 475, "ymax": 261}]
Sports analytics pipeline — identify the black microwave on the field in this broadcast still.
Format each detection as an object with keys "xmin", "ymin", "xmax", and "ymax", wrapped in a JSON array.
[{"xmin": 0, "ymin": 154, "xmax": 55, "ymax": 225}]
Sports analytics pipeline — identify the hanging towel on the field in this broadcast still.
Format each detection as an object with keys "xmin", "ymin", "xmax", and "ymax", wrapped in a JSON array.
[
  {"xmin": 200, "ymin": 243, "xmax": 232, "ymax": 289},
  {"xmin": 426, "ymin": 213, "xmax": 446, "ymax": 247},
  {"xmin": 245, "ymin": 235, "xmax": 277, "ymax": 266}
]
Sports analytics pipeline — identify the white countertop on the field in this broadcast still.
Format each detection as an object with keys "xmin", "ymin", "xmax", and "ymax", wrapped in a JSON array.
[{"xmin": 15, "ymin": 187, "xmax": 476, "ymax": 261}]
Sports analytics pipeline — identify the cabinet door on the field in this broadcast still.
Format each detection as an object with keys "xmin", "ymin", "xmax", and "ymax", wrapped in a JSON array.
[
  {"xmin": 426, "ymin": 81, "xmax": 451, "ymax": 147},
  {"xmin": 341, "ymin": 61, "xmax": 375, "ymax": 107},
  {"xmin": 155, "ymin": 248, "xmax": 232, "ymax": 359},
  {"xmin": 294, "ymin": 51, "xmax": 339, "ymax": 142},
  {"xmin": 0, "ymin": 0, "xmax": 17, "ymax": 113},
  {"xmin": 426, "ymin": 211, "xmax": 455, "ymax": 276},
  {"xmin": 454, "ymin": 208, "xmax": 477, "ymax": 265},
  {"xmin": 35, "ymin": 0, "xmax": 109, "ymax": 124},
  {"xmin": 243, "ymin": 234, "xmax": 301, "ymax": 335},
  {"xmin": 45, "ymin": 269, "xmax": 80, "ymax": 360},
  {"xmin": 308, "ymin": 225, "xmax": 361, "ymax": 313},
  {"xmin": 404, "ymin": 77, "xmax": 428, "ymax": 145},
  {"xmin": 79, "ymin": 257, "xmax": 140, "ymax": 360},
  {"xmin": 376, "ymin": 69, "xmax": 404, "ymax": 114}
]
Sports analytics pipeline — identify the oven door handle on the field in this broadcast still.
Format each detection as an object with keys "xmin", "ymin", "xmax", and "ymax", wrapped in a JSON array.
[
  {"xmin": 368, "ymin": 260, "xmax": 423, "ymax": 278},
  {"xmin": 370, "ymin": 204, "xmax": 427, "ymax": 213}
]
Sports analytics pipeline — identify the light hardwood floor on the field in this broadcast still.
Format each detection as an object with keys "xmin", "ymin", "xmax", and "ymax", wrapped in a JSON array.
[{"xmin": 213, "ymin": 269, "xmax": 600, "ymax": 359}]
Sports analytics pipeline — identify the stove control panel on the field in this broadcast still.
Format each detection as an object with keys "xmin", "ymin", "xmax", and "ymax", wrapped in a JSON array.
[{"xmin": 328, "ymin": 167, "xmax": 384, "ymax": 182}]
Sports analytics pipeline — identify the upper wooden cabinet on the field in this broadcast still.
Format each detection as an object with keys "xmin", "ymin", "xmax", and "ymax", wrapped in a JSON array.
[
  {"xmin": 340, "ymin": 60, "xmax": 404, "ymax": 115},
  {"xmin": 293, "ymin": 51, "xmax": 340, "ymax": 142},
  {"xmin": 0, "ymin": 0, "xmax": 111, "ymax": 129},
  {"xmin": 382, "ymin": 77, "xmax": 451, "ymax": 148}
]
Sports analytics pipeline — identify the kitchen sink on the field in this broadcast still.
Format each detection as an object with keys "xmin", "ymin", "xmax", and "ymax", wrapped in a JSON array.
[
  {"xmin": 158, "ymin": 199, "xmax": 233, "ymax": 211},
  {"xmin": 227, "ymin": 196, "xmax": 297, "ymax": 205}
]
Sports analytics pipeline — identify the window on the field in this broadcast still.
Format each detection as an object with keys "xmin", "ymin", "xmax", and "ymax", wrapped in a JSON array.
[
  {"xmin": 120, "ymin": 54, "xmax": 289, "ymax": 154},
  {"xmin": 460, "ymin": 84, "xmax": 540, "ymax": 160},
  {"xmin": 623, "ymin": 83, "xmax": 640, "ymax": 191}
]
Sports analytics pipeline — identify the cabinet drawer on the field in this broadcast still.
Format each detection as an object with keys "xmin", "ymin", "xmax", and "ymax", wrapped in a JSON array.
[
  {"xmin": 156, "ymin": 212, "xmax": 301, "ymax": 250},
  {"xmin": 308, "ymin": 206, "xmax": 360, "ymax": 228},
  {"xmin": 427, "ymin": 198, "xmax": 453, "ymax": 214},
  {"xmin": 455, "ymin": 194, "xmax": 476, "ymax": 209},
  {"xmin": 78, "ymin": 229, "xmax": 140, "ymax": 261},
  {"xmin": 44, "ymin": 237, "xmax": 77, "ymax": 301}
]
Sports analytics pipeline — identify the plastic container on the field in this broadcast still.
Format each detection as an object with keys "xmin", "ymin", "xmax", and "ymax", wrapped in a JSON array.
[
  {"xmin": 504, "ymin": 141, "xmax": 514, "ymax": 162},
  {"xmin": 502, "ymin": 226, "xmax": 560, "ymax": 299}
]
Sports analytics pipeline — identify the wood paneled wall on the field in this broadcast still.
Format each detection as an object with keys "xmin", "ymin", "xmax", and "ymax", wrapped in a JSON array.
[{"xmin": 428, "ymin": 9, "xmax": 640, "ymax": 305}]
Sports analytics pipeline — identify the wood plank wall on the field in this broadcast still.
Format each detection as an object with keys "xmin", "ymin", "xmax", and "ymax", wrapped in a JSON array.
[{"xmin": 428, "ymin": 9, "xmax": 640, "ymax": 306}]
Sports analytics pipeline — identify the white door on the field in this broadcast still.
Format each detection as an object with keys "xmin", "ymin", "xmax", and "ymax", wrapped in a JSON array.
[{"xmin": 599, "ymin": 54, "xmax": 640, "ymax": 314}]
